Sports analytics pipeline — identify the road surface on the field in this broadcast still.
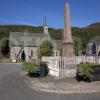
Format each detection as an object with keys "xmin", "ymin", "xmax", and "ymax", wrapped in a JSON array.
[{"xmin": 0, "ymin": 63, "xmax": 100, "ymax": 100}]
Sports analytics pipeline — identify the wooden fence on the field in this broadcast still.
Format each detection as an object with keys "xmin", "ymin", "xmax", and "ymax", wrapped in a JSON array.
[{"xmin": 42, "ymin": 56, "xmax": 100, "ymax": 78}]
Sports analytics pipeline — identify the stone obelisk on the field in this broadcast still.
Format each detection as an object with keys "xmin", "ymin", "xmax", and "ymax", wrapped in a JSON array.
[{"xmin": 62, "ymin": 0, "xmax": 75, "ymax": 57}]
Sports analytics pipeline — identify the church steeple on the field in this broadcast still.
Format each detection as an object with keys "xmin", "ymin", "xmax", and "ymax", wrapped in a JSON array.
[
  {"xmin": 44, "ymin": 16, "xmax": 47, "ymax": 26},
  {"xmin": 44, "ymin": 17, "xmax": 48, "ymax": 35}
]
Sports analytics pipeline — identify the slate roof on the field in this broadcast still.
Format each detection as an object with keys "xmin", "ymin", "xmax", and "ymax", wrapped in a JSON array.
[
  {"xmin": 9, "ymin": 32, "xmax": 50, "ymax": 47},
  {"xmin": 9, "ymin": 32, "xmax": 61, "ymax": 49},
  {"xmin": 51, "ymin": 39, "xmax": 62, "ymax": 49},
  {"xmin": 9, "ymin": 32, "xmax": 36, "ymax": 46}
]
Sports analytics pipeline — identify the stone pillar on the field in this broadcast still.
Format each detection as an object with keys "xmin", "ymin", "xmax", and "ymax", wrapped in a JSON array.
[{"xmin": 62, "ymin": 1, "xmax": 75, "ymax": 57}]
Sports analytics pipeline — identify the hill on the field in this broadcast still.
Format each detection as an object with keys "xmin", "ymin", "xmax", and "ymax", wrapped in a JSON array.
[
  {"xmin": 0, "ymin": 22, "xmax": 100, "ymax": 55},
  {"xmin": 0, "ymin": 25, "xmax": 62, "ymax": 39},
  {"xmin": 87, "ymin": 22, "xmax": 100, "ymax": 29}
]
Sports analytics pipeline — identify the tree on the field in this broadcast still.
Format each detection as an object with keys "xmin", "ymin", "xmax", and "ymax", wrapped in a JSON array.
[
  {"xmin": 0, "ymin": 24, "xmax": 100, "ymax": 50},
  {"xmin": 38, "ymin": 40, "xmax": 53, "ymax": 57},
  {"xmin": 0, "ymin": 38, "xmax": 10, "ymax": 57},
  {"xmin": 73, "ymin": 36, "xmax": 82, "ymax": 56}
]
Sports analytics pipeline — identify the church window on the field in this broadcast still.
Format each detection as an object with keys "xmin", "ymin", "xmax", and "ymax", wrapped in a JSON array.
[{"xmin": 31, "ymin": 50, "xmax": 33, "ymax": 57}]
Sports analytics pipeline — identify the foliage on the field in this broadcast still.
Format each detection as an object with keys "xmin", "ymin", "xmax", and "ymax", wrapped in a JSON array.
[
  {"xmin": 22, "ymin": 61, "xmax": 49, "ymax": 77},
  {"xmin": 0, "ymin": 23, "xmax": 100, "ymax": 55},
  {"xmin": 77, "ymin": 63, "xmax": 93, "ymax": 79},
  {"xmin": 0, "ymin": 38, "xmax": 10, "ymax": 57},
  {"xmin": 72, "ymin": 27, "xmax": 100, "ymax": 49},
  {"xmin": 73, "ymin": 36, "xmax": 82, "ymax": 55},
  {"xmin": 77, "ymin": 63, "xmax": 100, "ymax": 81},
  {"xmin": 87, "ymin": 22, "xmax": 100, "ymax": 29},
  {"xmin": 49, "ymin": 28, "xmax": 63, "ymax": 39},
  {"xmin": 38, "ymin": 40, "xmax": 53, "ymax": 57},
  {"xmin": 23, "ymin": 62, "xmax": 38, "ymax": 74}
]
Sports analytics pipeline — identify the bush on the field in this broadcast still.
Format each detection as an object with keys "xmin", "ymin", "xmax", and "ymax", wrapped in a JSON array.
[
  {"xmin": 77, "ymin": 63, "xmax": 93, "ymax": 81},
  {"xmin": 23, "ymin": 62, "xmax": 38, "ymax": 75},
  {"xmin": 1, "ymin": 39, "xmax": 10, "ymax": 57},
  {"xmin": 38, "ymin": 40, "xmax": 53, "ymax": 57},
  {"xmin": 22, "ymin": 61, "xmax": 49, "ymax": 77}
]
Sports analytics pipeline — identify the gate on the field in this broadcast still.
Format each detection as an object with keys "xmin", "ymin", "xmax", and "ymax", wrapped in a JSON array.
[
  {"xmin": 42, "ymin": 56, "xmax": 100, "ymax": 78},
  {"xmin": 58, "ymin": 57, "xmax": 77, "ymax": 78}
]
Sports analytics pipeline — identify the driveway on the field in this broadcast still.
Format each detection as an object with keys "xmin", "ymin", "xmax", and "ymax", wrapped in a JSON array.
[{"xmin": 0, "ymin": 63, "xmax": 100, "ymax": 100}]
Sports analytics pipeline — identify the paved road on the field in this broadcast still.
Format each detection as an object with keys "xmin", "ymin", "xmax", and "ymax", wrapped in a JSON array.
[{"xmin": 0, "ymin": 63, "xmax": 100, "ymax": 100}]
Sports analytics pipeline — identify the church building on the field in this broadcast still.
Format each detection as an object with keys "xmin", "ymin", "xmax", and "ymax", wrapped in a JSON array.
[{"xmin": 9, "ymin": 18, "xmax": 61, "ymax": 62}]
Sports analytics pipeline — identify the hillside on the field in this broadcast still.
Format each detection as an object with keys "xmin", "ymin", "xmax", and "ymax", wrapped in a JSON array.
[
  {"xmin": 0, "ymin": 25, "xmax": 62, "ymax": 39},
  {"xmin": 87, "ymin": 22, "xmax": 100, "ymax": 29},
  {"xmin": 0, "ymin": 22, "xmax": 100, "ymax": 55},
  {"xmin": 0, "ymin": 25, "xmax": 43, "ymax": 33}
]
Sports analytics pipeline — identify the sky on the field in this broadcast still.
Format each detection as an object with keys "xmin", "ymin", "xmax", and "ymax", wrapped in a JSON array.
[{"xmin": 0, "ymin": 0, "xmax": 100, "ymax": 28}]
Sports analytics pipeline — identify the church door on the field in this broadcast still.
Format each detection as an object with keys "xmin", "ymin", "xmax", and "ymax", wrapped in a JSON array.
[{"xmin": 21, "ymin": 51, "xmax": 26, "ymax": 61}]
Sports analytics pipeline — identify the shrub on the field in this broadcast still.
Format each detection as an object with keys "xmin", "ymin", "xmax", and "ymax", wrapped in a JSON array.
[
  {"xmin": 77, "ymin": 63, "xmax": 100, "ymax": 82},
  {"xmin": 22, "ymin": 62, "xmax": 38, "ymax": 75},
  {"xmin": 1, "ymin": 38, "xmax": 10, "ymax": 57},
  {"xmin": 38, "ymin": 40, "xmax": 53, "ymax": 57},
  {"xmin": 77, "ymin": 63, "xmax": 93, "ymax": 80},
  {"xmin": 22, "ymin": 61, "xmax": 49, "ymax": 77}
]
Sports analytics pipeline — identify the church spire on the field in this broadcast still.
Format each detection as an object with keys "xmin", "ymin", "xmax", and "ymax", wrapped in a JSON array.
[
  {"xmin": 43, "ymin": 17, "xmax": 49, "ymax": 35},
  {"xmin": 44, "ymin": 16, "xmax": 47, "ymax": 26}
]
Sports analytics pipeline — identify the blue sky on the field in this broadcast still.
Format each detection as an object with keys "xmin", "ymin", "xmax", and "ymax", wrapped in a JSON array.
[{"xmin": 0, "ymin": 0, "xmax": 100, "ymax": 28}]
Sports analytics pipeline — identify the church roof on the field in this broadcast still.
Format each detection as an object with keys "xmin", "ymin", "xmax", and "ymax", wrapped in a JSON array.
[
  {"xmin": 9, "ymin": 32, "xmax": 61, "ymax": 49},
  {"xmin": 51, "ymin": 39, "xmax": 61, "ymax": 49},
  {"xmin": 9, "ymin": 32, "xmax": 50, "ymax": 47}
]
